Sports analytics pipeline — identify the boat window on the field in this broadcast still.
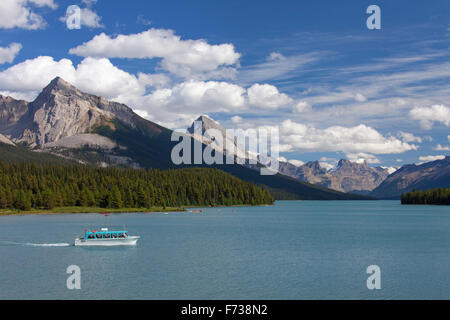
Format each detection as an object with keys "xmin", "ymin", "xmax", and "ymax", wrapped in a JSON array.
[
  {"xmin": 96, "ymin": 234, "xmax": 101, "ymax": 239},
  {"xmin": 119, "ymin": 233, "xmax": 125, "ymax": 238},
  {"xmin": 88, "ymin": 234, "xmax": 95, "ymax": 239},
  {"xmin": 124, "ymin": 233, "xmax": 128, "ymax": 237},
  {"xmin": 112, "ymin": 233, "xmax": 118, "ymax": 238},
  {"xmin": 104, "ymin": 233, "xmax": 111, "ymax": 239}
]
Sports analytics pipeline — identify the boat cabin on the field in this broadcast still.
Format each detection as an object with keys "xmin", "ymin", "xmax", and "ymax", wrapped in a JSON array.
[{"xmin": 83, "ymin": 228, "xmax": 129, "ymax": 240}]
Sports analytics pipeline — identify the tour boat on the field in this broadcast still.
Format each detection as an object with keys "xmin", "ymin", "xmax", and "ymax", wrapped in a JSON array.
[{"xmin": 74, "ymin": 228, "xmax": 140, "ymax": 246}]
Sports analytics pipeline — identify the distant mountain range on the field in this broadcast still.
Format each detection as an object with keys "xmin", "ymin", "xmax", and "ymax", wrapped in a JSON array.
[
  {"xmin": 370, "ymin": 156, "xmax": 450, "ymax": 199},
  {"xmin": 278, "ymin": 159, "xmax": 393, "ymax": 194},
  {"xmin": 0, "ymin": 77, "xmax": 367, "ymax": 201},
  {"xmin": 186, "ymin": 115, "xmax": 394, "ymax": 194},
  {"xmin": 1, "ymin": 77, "xmax": 447, "ymax": 200}
]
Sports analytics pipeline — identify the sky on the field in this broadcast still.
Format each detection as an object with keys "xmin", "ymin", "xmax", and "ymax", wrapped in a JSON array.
[{"xmin": 0, "ymin": 0, "xmax": 449, "ymax": 168}]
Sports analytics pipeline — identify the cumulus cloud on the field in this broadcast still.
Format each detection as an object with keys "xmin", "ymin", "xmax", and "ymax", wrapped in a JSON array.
[
  {"xmin": 0, "ymin": 56, "xmax": 144, "ymax": 101},
  {"xmin": 248, "ymin": 84, "xmax": 292, "ymax": 109},
  {"xmin": 276, "ymin": 120, "xmax": 417, "ymax": 154},
  {"xmin": 267, "ymin": 52, "xmax": 285, "ymax": 61},
  {"xmin": 398, "ymin": 131, "xmax": 422, "ymax": 143},
  {"xmin": 0, "ymin": 0, "xmax": 56, "ymax": 29},
  {"xmin": 79, "ymin": 8, "xmax": 103, "ymax": 28},
  {"xmin": 345, "ymin": 152, "xmax": 380, "ymax": 164},
  {"xmin": 433, "ymin": 144, "xmax": 450, "ymax": 151},
  {"xmin": 231, "ymin": 116, "xmax": 243, "ymax": 124},
  {"xmin": 409, "ymin": 105, "xmax": 450, "ymax": 129},
  {"xmin": 59, "ymin": 6, "xmax": 103, "ymax": 29},
  {"xmin": 319, "ymin": 161, "xmax": 335, "ymax": 171},
  {"xmin": 29, "ymin": 0, "xmax": 57, "ymax": 9},
  {"xmin": 292, "ymin": 101, "xmax": 312, "ymax": 113},
  {"xmin": 69, "ymin": 29, "xmax": 241, "ymax": 78},
  {"xmin": 287, "ymin": 159, "xmax": 305, "ymax": 167},
  {"xmin": 353, "ymin": 93, "xmax": 367, "ymax": 102},
  {"xmin": 417, "ymin": 155, "xmax": 446, "ymax": 164},
  {"xmin": 0, "ymin": 43, "xmax": 22, "ymax": 64},
  {"xmin": 138, "ymin": 73, "xmax": 171, "ymax": 89},
  {"xmin": 138, "ymin": 80, "xmax": 246, "ymax": 115},
  {"xmin": 81, "ymin": 0, "xmax": 98, "ymax": 6}
]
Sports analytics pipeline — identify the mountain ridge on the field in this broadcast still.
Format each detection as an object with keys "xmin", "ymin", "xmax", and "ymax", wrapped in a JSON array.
[
  {"xmin": 370, "ymin": 156, "xmax": 450, "ymax": 199},
  {"xmin": 0, "ymin": 77, "xmax": 368, "ymax": 200}
]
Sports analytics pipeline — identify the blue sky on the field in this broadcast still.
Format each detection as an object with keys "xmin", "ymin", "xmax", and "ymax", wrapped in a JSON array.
[{"xmin": 0, "ymin": 0, "xmax": 449, "ymax": 168}]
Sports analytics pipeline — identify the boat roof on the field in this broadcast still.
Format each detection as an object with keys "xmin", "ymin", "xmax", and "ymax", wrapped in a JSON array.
[{"xmin": 86, "ymin": 229, "xmax": 128, "ymax": 234}]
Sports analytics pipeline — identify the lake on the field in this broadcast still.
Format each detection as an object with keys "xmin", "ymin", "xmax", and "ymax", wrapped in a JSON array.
[{"xmin": 0, "ymin": 200, "xmax": 449, "ymax": 299}]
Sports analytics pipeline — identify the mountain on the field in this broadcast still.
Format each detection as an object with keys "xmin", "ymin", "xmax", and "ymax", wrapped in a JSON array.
[
  {"xmin": 370, "ymin": 156, "xmax": 450, "ymax": 199},
  {"xmin": 0, "ymin": 77, "xmax": 369, "ymax": 200},
  {"xmin": 187, "ymin": 115, "xmax": 256, "ymax": 163},
  {"xmin": 185, "ymin": 117, "xmax": 389, "ymax": 194},
  {"xmin": 278, "ymin": 159, "xmax": 390, "ymax": 193},
  {"xmin": 0, "ymin": 133, "xmax": 14, "ymax": 146}
]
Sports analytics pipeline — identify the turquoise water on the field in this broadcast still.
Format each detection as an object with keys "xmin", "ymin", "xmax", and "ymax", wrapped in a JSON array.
[{"xmin": 0, "ymin": 201, "xmax": 449, "ymax": 300}]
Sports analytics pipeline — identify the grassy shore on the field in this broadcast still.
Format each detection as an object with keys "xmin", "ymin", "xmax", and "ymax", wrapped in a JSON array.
[
  {"xmin": 0, "ymin": 203, "xmax": 273, "ymax": 216},
  {"xmin": 0, "ymin": 206, "xmax": 186, "ymax": 216}
]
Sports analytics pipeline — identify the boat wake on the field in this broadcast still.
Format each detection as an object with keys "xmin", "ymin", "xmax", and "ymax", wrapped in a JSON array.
[
  {"xmin": 25, "ymin": 243, "xmax": 71, "ymax": 247},
  {"xmin": 0, "ymin": 240, "xmax": 70, "ymax": 247}
]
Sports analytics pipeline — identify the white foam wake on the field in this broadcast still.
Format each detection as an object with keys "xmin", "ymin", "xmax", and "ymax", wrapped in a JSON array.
[
  {"xmin": 25, "ymin": 243, "xmax": 71, "ymax": 247},
  {"xmin": 0, "ymin": 240, "xmax": 70, "ymax": 247}
]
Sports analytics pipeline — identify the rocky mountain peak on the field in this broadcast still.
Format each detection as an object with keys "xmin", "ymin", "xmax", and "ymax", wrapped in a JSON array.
[
  {"xmin": 303, "ymin": 160, "xmax": 324, "ymax": 172},
  {"xmin": 188, "ymin": 115, "xmax": 225, "ymax": 135},
  {"xmin": 36, "ymin": 77, "xmax": 81, "ymax": 101},
  {"xmin": 0, "ymin": 77, "xmax": 142, "ymax": 147}
]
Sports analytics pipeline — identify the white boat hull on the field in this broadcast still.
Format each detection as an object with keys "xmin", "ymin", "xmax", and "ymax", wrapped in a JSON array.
[{"xmin": 74, "ymin": 236, "xmax": 140, "ymax": 247}]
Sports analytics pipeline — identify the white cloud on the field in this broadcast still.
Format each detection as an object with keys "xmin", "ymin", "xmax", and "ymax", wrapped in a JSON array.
[
  {"xmin": 0, "ymin": 56, "xmax": 144, "ymax": 102},
  {"xmin": 433, "ymin": 144, "xmax": 450, "ymax": 151},
  {"xmin": 417, "ymin": 155, "xmax": 446, "ymax": 164},
  {"xmin": 292, "ymin": 101, "xmax": 311, "ymax": 113},
  {"xmin": 29, "ymin": 0, "xmax": 57, "ymax": 9},
  {"xmin": 134, "ymin": 109, "xmax": 152, "ymax": 120},
  {"xmin": 231, "ymin": 116, "xmax": 243, "ymax": 124},
  {"xmin": 81, "ymin": 0, "xmax": 98, "ymax": 6},
  {"xmin": 276, "ymin": 120, "xmax": 417, "ymax": 154},
  {"xmin": 0, "ymin": 0, "xmax": 56, "ymax": 29},
  {"xmin": 138, "ymin": 73, "xmax": 171, "ymax": 88},
  {"xmin": 345, "ymin": 152, "xmax": 380, "ymax": 164},
  {"xmin": 139, "ymin": 80, "xmax": 246, "ymax": 114},
  {"xmin": 238, "ymin": 53, "xmax": 320, "ymax": 84},
  {"xmin": 0, "ymin": 43, "xmax": 22, "ymax": 64},
  {"xmin": 287, "ymin": 159, "xmax": 304, "ymax": 167},
  {"xmin": 353, "ymin": 93, "xmax": 367, "ymax": 102},
  {"xmin": 381, "ymin": 166, "xmax": 399, "ymax": 175},
  {"xmin": 248, "ymin": 84, "xmax": 292, "ymax": 109},
  {"xmin": 409, "ymin": 105, "xmax": 450, "ymax": 129},
  {"xmin": 398, "ymin": 131, "xmax": 422, "ymax": 143},
  {"xmin": 69, "ymin": 29, "xmax": 240, "ymax": 78},
  {"xmin": 59, "ymin": 7, "xmax": 103, "ymax": 29},
  {"xmin": 319, "ymin": 162, "xmax": 335, "ymax": 171},
  {"xmin": 267, "ymin": 52, "xmax": 285, "ymax": 61},
  {"xmin": 79, "ymin": 8, "xmax": 103, "ymax": 28}
]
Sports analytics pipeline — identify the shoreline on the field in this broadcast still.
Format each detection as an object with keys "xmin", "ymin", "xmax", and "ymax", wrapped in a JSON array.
[
  {"xmin": 0, "ymin": 206, "xmax": 185, "ymax": 216},
  {"xmin": 0, "ymin": 203, "xmax": 274, "ymax": 216}
]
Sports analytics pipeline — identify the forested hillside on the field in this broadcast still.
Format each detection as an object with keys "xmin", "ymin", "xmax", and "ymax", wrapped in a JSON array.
[
  {"xmin": 0, "ymin": 162, "xmax": 274, "ymax": 211},
  {"xmin": 401, "ymin": 188, "xmax": 450, "ymax": 205}
]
